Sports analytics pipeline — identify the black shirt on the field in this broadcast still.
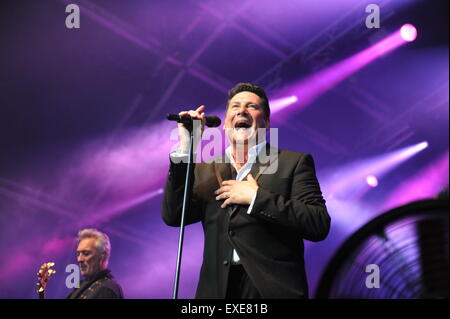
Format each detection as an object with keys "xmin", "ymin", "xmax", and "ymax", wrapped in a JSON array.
[{"xmin": 66, "ymin": 269, "xmax": 124, "ymax": 299}]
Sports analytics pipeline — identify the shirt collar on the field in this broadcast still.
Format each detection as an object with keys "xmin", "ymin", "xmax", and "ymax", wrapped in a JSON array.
[{"xmin": 225, "ymin": 140, "xmax": 267, "ymax": 165}]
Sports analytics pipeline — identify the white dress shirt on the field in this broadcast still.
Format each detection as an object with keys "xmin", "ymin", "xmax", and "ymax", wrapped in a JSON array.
[
  {"xmin": 225, "ymin": 141, "xmax": 267, "ymax": 264},
  {"xmin": 170, "ymin": 140, "xmax": 268, "ymax": 264}
]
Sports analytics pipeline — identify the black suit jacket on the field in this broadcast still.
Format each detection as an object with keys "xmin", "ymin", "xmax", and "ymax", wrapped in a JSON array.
[{"xmin": 162, "ymin": 146, "xmax": 330, "ymax": 298}]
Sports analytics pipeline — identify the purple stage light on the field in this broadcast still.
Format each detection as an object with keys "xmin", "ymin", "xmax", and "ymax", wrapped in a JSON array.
[
  {"xmin": 317, "ymin": 141, "xmax": 435, "ymax": 239},
  {"xmin": 401, "ymin": 141, "xmax": 428, "ymax": 158},
  {"xmin": 86, "ymin": 188, "xmax": 164, "ymax": 226},
  {"xmin": 400, "ymin": 24, "xmax": 417, "ymax": 42},
  {"xmin": 382, "ymin": 151, "xmax": 449, "ymax": 211},
  {"xmin": 272, "ymin": 25, "xmax": 418, "ymax": 114},
  {"xmin": 366, "ymin": 175, "xmax": 379, "ymax": 188},
  {"xmin": 270, "ymin": 95, "xmax": 298, "ymax": 113},
  {"xmin": 321, "ymin": 141, "xmax": 430, "ymax": 200}
]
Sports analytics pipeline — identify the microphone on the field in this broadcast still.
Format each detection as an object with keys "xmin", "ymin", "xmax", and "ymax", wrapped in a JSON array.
[{"xmin": 166, "ymin": 114, "xmax": 221, "ymax": 127}]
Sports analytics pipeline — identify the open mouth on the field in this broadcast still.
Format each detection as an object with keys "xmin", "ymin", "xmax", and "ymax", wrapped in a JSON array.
[{"xmin": 234, "ymin": 119, "xmax": 252, "ymax": 129}]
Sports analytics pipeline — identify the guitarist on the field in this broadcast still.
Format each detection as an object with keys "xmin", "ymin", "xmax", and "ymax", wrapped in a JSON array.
[{"xmin": 37, "ymin": 228, "xmax": 124, "ymax": 299}]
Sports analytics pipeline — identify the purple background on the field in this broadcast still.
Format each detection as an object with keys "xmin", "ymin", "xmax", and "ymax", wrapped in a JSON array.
[{"xmin": 0, "ymin": 0, "xmax": 448, "ymax": 298}]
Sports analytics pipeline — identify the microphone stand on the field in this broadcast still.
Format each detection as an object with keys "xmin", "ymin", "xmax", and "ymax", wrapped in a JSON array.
[{"xmin": 172, "ymin": 121, "xmax": 195, "ymax": 299}]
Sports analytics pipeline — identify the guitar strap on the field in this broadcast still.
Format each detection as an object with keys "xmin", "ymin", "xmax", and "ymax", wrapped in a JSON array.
[{"xmin": 78, "ymin": 277, "xmax": 109, "ymax": 299}]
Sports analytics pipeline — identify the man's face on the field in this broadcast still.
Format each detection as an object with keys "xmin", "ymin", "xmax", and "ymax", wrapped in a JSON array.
[
  {"xmin": 77, "ymin": 238, "xmax": 104, "ymax": 278},
  {"xmin": 224, "ymin": 91, "xmax": 270, "ymax": 145}
]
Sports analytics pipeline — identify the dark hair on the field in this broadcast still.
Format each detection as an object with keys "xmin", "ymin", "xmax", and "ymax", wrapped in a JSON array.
[{"xmin": 227, "ymin": 82, "xmax": 270, "ymax": 119}]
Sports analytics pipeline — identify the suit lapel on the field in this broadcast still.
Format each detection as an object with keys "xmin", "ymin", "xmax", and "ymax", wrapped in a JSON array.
[
  {"xmin": 236, "ymin": 145, "xmax": 279, "ymax": 218},
  {"xmin": 213, "ymin": 145, "xmax": 279, "ymax": 218},
  {"xmin": 247, "ymin": 143, "xmax": 279, "ymax": 182},
  {"xmin": 213, "ymin": 157, "xmax": 231, "ymax": 188},
  {"xmin": 255, "ymin": 144, "xmax": 280, "ymax": 180},
  {"xmin": 213, "ymin": 159, "xmax": 237, "ymax": 217}
]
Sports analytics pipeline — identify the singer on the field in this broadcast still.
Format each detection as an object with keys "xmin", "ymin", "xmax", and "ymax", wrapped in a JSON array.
[{"xmin": 162, "ymin": 82, "xmax": 330, "ymax": 299}]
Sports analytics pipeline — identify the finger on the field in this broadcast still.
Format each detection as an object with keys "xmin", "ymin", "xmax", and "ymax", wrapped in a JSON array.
[
  {"xmin": 189, "ymin": 111, "xmax": 205, "ymax": 121},
  {"xmin": 188, "ymin": 110, "xmax": 197, "ymax": 117},
  {"xmin": 180, "ymin": 110, "xmax": 202, "ymax": 122},
  {"xmin": 215, "ymin": 186, "xmax": 231, "ymax": 194},
  {"xmin": 221, "ymin": 198, "xmax": 232, "ymax": 209},
  {"xmin": 215, "ymin": 192, "xmax": 229, "ymax": 201},
  {"xmin": 222, "ymin": 180, "xmax": 237, "ymax": 186},
  {"xmin": 195, "ymin": 105, "xmax": 206, "ymax": 113},
  {"xmin": 247, "ymin": 174, "xmax": 255, "ymax": 181}
]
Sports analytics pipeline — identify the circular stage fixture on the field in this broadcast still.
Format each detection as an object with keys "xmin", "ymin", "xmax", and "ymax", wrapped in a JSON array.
[{"xmin": 316, "ymin": 198, "xmax": 449, "ymax": 299}]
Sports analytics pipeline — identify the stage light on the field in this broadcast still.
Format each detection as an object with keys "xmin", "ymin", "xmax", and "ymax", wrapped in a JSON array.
[
  {"xmin": 382, "ymin": 151, "xmax": 449, "ymax": 211},
  {"xmin": 400, "ymin": 24, "xmax": 417, "ymax": 42},
  {"xmin": 272, "ymin": 25, "xmax": 419, "ymax": 114},
  {"xmin": 416, "ymin": 141, "xmax": 428, "ymax": 150},
  {"xmin": 401, "ymin": 141, "xmax": 428, "ymax": 158},
  {"xmin": 321, "ymin": 141, "xmax": 430, "ymax": 200},
  {"xmin": 271, "ymin": 95, "xmax": 298, "ymax": 113},
  {"xmin": 366, "ymin": 175, "xmax": 379, "ymax": 188}
]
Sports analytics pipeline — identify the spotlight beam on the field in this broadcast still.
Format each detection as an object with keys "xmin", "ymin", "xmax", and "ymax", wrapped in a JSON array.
[
  {"xmin": 272, "ymin": 24, "xmax": 417, "ymax": 114},
  {"xmin": 322, "ymin": 141, "xmax": 429, "ymax": 199}
]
